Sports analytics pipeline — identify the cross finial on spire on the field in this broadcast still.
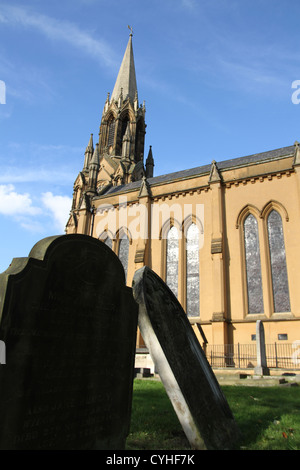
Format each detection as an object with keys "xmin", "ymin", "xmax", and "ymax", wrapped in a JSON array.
[{"xmin": 128, "ymin": 25, "xmax": 133, "ymax": 36}]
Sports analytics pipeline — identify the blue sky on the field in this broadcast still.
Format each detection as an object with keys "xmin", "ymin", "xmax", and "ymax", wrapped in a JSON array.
[{"xmin": 0, "ymin": 0, "xmax": 300, "ymax": 272}]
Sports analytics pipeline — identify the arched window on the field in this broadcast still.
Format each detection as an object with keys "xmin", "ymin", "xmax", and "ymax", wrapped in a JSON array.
[
  {"xmin": 104, "ymin": 236, "xmax": 112, "ymax": 250},
  {"xmin": 121, "ymin": 117, "xmax": 129, "ymax": 141},
  {"xmin": 99, "ymin": 231, "xmax": 113, "ymax": 250},
  {"xmin": 267, "ymin": 210, "xmax": 290, "ymax": 312},
  {"xmin": 135, "ymin": 118, "xmax": 145, "ymax": 163},
  {"xmin": 186, "ymin": 223, "xmax": 200, "ymax": 317},
  {"xmin": 244, "ymin": 214, "xmax": 264, "ymax": 313},
  {"xmin": 166, "ymin": 226, "xmax": 179, "ymax": 297},
  {"xmin": 118, "ymin": 234, "xmax": 129, "ymax": 279},
  {"xmin": 107, "ymin": 118, "xmax": 115, "ymax": 148}
]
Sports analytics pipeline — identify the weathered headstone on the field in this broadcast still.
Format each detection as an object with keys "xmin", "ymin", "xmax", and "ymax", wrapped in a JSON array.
[
  {"xmin": 0, "ymin": 340, "xmax": 5, "ymax": 364},
  {"xmin": 132, "ymin": 266, "xmax": 241, "ymax": 450},
  {"xmin": 0, "ymin": 234, "xmax": 138, "ymax": 450},
  {"xmin": 254, "ymin": 320, "xmax": 270, "ymax": 376}
]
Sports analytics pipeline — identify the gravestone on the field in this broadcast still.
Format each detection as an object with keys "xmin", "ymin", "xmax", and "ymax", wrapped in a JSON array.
[
  {"xmin": 0, "ymin": 340, "xmax": 5, "ymax": 364},
  {"xmin": 0, "ymin": 234, "xmax": 138, "ymax": 450},
  {"xmin": 132, "ymin": 266, "xmax": 241, "ymax": 450},
  {"xmin": 254, "ymin": 320, "xmax": 270, "ymax": 376}
]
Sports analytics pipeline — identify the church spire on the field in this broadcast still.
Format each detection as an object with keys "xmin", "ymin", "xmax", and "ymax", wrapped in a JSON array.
[
  {"xmin": 111, "ymin": 32, "xmax": 138, "ymax": 103},
  {"xmin": 97, "ymin": 31, "xmax": 147, "ymax": 186}
]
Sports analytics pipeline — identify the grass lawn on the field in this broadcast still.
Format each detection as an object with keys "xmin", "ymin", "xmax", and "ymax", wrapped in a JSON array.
[{"xmin": 126, "ymin": 379, "xmax": 300, "ymax": 450}]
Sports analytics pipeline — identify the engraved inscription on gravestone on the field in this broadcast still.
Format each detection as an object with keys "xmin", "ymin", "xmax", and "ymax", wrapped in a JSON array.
[
  {"xmin": 132, "ymin": 266, "xmax": 241, "ymax": 450},
  {"xmin": 0, "ymin": 234, "xmax": 138, "ymax": 450}
]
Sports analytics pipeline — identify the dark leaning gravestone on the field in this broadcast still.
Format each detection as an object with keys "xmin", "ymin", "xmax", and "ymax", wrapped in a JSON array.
[
  {"xmin": 132, "ymin": 266, "xmax": 241, "ymax": 450},
  {"xmin": 0, "ymin": 234, "xmax": 138, "ymax": 450}
]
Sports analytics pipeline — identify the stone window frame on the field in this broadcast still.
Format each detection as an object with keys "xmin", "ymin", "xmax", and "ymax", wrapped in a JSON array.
[
  {"xmin": 182, "ymin": 215, "xmax": 203, "ymax": 320},
  {"xmin": 104, "ymin": 110, "xmax": 117, "ymax": 153},
  {"xmin": 160, "ymin": 217, "xmax": 182, "ymax": 280},
  {"xmin": 163, "ymin": 221, "xmax": 180, "ymax": 299},
  {"xmin": 237, "ymin": 205, "xmax": 265, "ymax": 318},
  {"xmin": 260, "ymin": 201, "xmax": 291, "ymax": 315},
  {"xmin": 161, "ymin": 215, "xmax": 202, "ymax": 320},
  {"xmin": 107, "ymin": 119, "xmax": 116, "ymax": 149},
  {"xmin": 99, "ymin": 227, "xmax": 132, "ymax": 282},
  {"xmin": 115, "ymin": 226, "xmax": 133, "ymax": 283},
  {"xmin": 243, "ymin": 211, "xmax": 264, "ymax": 315},
  {"xmin": 118, "ymin": 108, "xmax": 136, "ymax": 158},
  {"xmin": 236, "ymin": 201, "xmax": 290, "ymax": 318},
  {"xmin": 98, "ymin": 229, "xmax": 114, "ymax": 250}
]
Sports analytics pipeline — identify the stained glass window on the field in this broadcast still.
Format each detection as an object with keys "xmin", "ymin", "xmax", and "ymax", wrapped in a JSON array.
[
  {"xmin": 267, "ymin": 210, "xmax": 290, "ymax": 312},
  {"xmin": 186, "ymin": 223, "xmax": 200, "ymax": 317},
  {"xmin": 244, "ymin": 214, "xmax": 264, "ymax": 313},
  {"xmin": 166, "ymin": 226, "xmax": 179, "ymax": 297},
  {"xmin": 118, "ymin": 234, "xmax": 129, "ymax": 279},
  {"xmin": 104, "ymin": 236, "xmax": 112, "ymax": 250}
]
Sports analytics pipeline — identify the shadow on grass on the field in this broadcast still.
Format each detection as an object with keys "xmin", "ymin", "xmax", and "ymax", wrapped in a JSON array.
[
  {"xmin": 221, "ymin": 385, "xmax": 300, "ymax": 450},
  {"xmin": 127, "ymin": 380, "xmax": 300, "ymax": 450},
  {"xmin": 127, "ymin": 380, "xmax": 190, "ymax": 450}
]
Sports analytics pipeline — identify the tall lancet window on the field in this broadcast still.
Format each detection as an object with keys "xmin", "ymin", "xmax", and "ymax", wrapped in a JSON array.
[
  {"xmin": 186, "ymin": 223, "xmax": 200, "ymax": 317},
  {"xmin": 107, "ymin": 119, "xmax": 115, "ymax": 149},
  {"xmin": 121, "ymin": 118, "xmax": 129, "ymax": 142},
  {"xmin": 118, "ymin": 234, "xmax": 129, "ymax": 280},
  {"xmin": 244, "ymin": 214, "xmax": 264, "ymax": 313},
  {"xmin": 104, "ymin": 236, "xmax": 112, "ymax": 250},
  {"xmin": 166, "ymin": 226, "xmax": 179, "ymax": 298},
  {"xmin": 267, "ymin": 210, "xmax": 290, "ymax": 312}
]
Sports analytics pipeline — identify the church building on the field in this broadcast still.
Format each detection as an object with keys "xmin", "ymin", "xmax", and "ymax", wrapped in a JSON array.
[{"xmin": 66, "ymin": 33, "xmax": 300, "ymax": 357}]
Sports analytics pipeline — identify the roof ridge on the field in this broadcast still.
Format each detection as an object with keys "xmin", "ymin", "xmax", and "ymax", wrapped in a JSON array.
[
  {"xmin": 96, "ymin": 144, "xmax": 294, "ymax": 197},
  {"xmin": 147, "ymin": 144, "xmax": 295, "ymax": 184}
]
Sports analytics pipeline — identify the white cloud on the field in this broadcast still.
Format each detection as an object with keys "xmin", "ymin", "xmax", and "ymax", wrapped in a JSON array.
[
  {"xmin": 0, "ymin": 5, "xmax": 117, "ymax": 68},
  {"xmin": 216, "ymin": 58, "xmax": 288, "ymax": 95},
  {"xmin": 41, "ymin": 192, "xmax": 72, "ymax": 232},
  {"xmin": 0, "ymin": 142, "xmax": 82, "ymax": 184},
  {"xmin": 0, "ymin": 167, "xmax": 76, "ymax": 185},
  {"xmin": 19, "ymin": 219, "xmax": 45, "ymax": 233},
  {"xmin": 0, "ymin": 107, "xmax": 12, "ymax": 120},
  {"xmin": 181, "ymin": 0, "xmax": 196, "ymax": 10},
  {"xmin": 0, "ymin": 184, "xmax": 41, "ymax": 216},
  {"xmin": 0, "ymin": 49, "xmax": 57, "ymax": 105},
  {"xmin": 0, "ymin": 185, "xmax": 71, "ymax": 233}
]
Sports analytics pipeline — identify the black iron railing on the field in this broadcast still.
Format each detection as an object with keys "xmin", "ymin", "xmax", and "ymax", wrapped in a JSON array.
[{"xmin": 205, "ymin": 343, "xmax": 300, "ymax": 370}]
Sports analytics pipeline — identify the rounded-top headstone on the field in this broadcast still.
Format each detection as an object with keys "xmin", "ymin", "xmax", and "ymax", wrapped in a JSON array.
[{"xmin": 0, "ymin": 234, "xmax": 138, "ymax": 450}]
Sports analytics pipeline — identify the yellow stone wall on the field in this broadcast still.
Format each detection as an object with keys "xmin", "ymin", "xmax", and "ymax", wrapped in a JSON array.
[{"xmin": 66, "ymin": 151, "xmax": 300, "ymax": 347}]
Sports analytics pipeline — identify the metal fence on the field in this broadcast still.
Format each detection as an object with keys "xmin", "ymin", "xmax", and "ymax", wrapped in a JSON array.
[{"xmin": 205, "ymin": 343, "xmax": 300, "ymax": 370}]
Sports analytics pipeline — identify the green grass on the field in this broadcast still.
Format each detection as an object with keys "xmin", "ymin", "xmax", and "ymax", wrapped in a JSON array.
[{"xmin": 126, "ymin": 379, "xmax": 300, "ymax": 450}]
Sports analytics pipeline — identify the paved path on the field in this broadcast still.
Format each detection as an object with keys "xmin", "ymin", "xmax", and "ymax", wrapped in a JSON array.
[{"xmin": 214, "ymin": 371, "xmax": 300, "ymax": 387}]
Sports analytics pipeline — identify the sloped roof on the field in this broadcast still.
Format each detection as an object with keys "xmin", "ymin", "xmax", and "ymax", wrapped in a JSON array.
[{"xmin": 96, "ymin": 144, "xmax": 295, "ymax": 198}]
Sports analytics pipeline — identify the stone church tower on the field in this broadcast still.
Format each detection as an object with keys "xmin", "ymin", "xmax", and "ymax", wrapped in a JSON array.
[{"xmin": 69, "ymin": 32, "xmax": 154, "ymax": 228}]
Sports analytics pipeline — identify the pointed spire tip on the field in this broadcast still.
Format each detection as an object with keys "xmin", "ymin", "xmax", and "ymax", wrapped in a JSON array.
[{"xmin": 111, "ymin": 30, "xmax": 137, "ymax": 102}]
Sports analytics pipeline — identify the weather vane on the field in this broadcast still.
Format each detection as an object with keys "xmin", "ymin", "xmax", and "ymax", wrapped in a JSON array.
[{"xmin": 128, "ymin": 25, "xmax": 133, "ymax": 36}]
